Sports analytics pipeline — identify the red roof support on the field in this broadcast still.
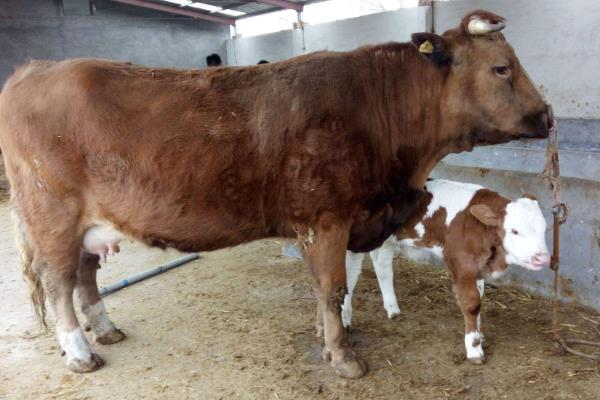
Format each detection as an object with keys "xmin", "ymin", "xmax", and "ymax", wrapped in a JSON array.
[
  {"xmin": 111, "ymin": 0, "xmax": 236, "ymax": 25},
  {"xmin": 257, "ymin": 0, "xmax": 304, "ymax": 12}
]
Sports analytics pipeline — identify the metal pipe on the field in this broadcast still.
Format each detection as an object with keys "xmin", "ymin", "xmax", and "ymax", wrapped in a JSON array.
[
  {"xmin": 99, "ymin": 253, "xmax": 200, "ymax": 297},
  {"xmin": 295, "ymin": 10, "xmax": 306, "ymax": 52}
]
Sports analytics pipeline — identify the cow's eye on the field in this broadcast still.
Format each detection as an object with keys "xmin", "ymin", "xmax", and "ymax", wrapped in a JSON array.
[
  {"xmin": 493, "ymin": 65, "xmax": 510, "ymax": 77},
  {"xmin": 511, "ymin": 229, "xmax": 519, "ymax": 235}
]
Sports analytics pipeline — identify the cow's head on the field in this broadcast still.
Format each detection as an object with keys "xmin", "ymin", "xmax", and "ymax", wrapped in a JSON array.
[
  {"xmin": 470, "ymin": 194, "xmax": 550, "ymax": 271},
  {"xmin": 411, "ymin": 10, "xmax": 551, "ymax": 145}
]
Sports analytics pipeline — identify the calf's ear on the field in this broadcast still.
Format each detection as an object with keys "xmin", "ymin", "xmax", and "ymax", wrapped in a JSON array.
[
  {"xmin": 522, "ymin": 192, "xmax": 537, "ymax": 201},
  {"xmin": 411, "ymin": 33, "xmax": 452, "ymax": 67},
  {"xmin": 470, "ymin": 204, "xmax": 500, "ymax": 227}
]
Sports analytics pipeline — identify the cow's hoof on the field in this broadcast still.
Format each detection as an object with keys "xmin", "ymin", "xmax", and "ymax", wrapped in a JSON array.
[
  {"xmin": 332, "ymin": 354, "xmax": 367, "ymax": 379},
  {"xmin": 467, "ymin": 355, "xmax": 485, "ymax": 365},
  {"xmin": 67, "ymin": 352, "xmax": 105, "ymax": 373},
  {"xmin": 96, "ymin": 329, "xmax": 126, "ymax": 345}
]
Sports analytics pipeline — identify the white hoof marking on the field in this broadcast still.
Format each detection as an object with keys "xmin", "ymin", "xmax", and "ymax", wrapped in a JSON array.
[{"xmin": 465, "ymin": 331, "xmax": 485, "ymax": 363}]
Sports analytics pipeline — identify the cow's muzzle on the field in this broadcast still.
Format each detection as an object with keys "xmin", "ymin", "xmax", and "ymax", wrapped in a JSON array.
[{"xmin": 520, "ymin": 107, "xmax": 552, "ymax": 139}]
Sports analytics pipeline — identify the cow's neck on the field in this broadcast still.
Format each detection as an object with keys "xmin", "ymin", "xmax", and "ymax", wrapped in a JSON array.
[{"xmin": 371, "ymin": 46, "xmax": 455, "ymax": 191}]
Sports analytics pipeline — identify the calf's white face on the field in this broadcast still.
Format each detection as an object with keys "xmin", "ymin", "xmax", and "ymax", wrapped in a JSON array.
[{"xmin": 502, "ymin": 198, "xmax": 550, "ymax": 271}]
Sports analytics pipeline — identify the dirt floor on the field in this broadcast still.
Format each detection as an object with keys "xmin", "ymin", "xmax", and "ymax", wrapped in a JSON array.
[{"xmin": 1, "ymin": 197, "xmax": 600, "ymax": 399}]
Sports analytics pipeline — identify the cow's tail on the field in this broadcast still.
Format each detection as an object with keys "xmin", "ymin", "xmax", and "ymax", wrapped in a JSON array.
[{"xmin": 12, "ymin": 210, "xmax": 48, "ymax": 331}]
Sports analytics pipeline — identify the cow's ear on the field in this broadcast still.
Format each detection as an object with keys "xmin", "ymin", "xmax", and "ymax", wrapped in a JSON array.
[
  {"xmin": 522, "ymin": 192, "xmax": 537, "ymax": 201},
  {"xmin": 470, "ymin": 204, "xmax": 500, "ymax": 227},
  {"xmin": 411, "ymin": 33, "xmax": 451, "ymax": 67}
]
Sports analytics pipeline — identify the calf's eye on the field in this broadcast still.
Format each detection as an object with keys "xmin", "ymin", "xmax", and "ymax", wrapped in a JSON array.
[
  {"xmin": 511, "ymin": 229, "xmax": 519, "ymax": 235},
  {"xmin": 493, "ymin": 65, "xmax": 510, "ymax": 77}
]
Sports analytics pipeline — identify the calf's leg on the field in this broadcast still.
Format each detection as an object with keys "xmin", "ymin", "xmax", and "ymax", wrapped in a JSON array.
[
  {"xmin": 301, "ymin": 216, "xmax": 367, "ymax": 379},
  {"xmin": 341, "ymin": 251, "xmax": 364, "ymax": 328},
  {"xmin": 450, "ymin": 265, "xmax": 484, "ymax": 364},
  {"xmin": 371, "ymin": 245, "xmax": 400, "ymax": 319},
  {"xmin": 77, "ymin": 252, "xmax": 126, "ymax": 345},
  {"xmin": 476, "ymin": 279, "xmax": 485, "ymax": 341}
]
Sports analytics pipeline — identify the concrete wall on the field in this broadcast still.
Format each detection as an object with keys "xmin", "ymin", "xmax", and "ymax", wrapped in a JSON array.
[
  {"xmin": 226, "ymin": 6, "xmax": 431, "ymax": 66},
  {"xmin": 227, "ymin": 30, "xmax": 295, "ymax": 66},
  {"xmin": 302, "ymin": 6, "xmax": 431, "ymax": 53},
  {"xmin": 434, "ymin": 0, "xmax": 600, "ymax": 119},
  {"xmin": 0, "ymin": 0, "xmax": 230, "ymax": 86}
]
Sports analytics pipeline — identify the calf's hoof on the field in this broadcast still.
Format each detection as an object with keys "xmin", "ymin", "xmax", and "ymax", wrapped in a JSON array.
[
  {"xmin": 96, "ymin": 328, "xmax": 126, "ymax": 345},
  {"xmin": 386, "ymin": 309, "xmax": 401, "ymax": 320},
  {"xmin": 67, "ymin": 352, "xmax": 105, "ymax": 373},
  {"xmin": 467, "ymin": 355, "xmax": 485, "ymax": 365}
]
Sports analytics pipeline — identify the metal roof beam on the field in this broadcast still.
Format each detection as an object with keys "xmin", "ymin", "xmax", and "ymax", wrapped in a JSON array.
[
  {"xmin": 256, "ymin": 0, "xmax": 304, "ymax": 12},
  {"xmin": 111, "ymin": 0, "xmax": 236, "ymax": 25}
]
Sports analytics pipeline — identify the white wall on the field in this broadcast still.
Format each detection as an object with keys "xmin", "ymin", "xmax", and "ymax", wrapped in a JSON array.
[
  {"xmin": 228, "ymin": 0, "xmax": 600, "ymax": 119},
  {"xmin": 434, "ymin": 0, "xmax": 600, "ymax": 118},
  {"xmin": 303, "ymin": 6, "xmax": 431, "ymax": 53},
  {"xmin": 226, "ymin": 6, "xmax": 431, "ymax": 66},
  {"xmin": 226, "ymin": 30, "xmax": 295, "ymax": 66}
]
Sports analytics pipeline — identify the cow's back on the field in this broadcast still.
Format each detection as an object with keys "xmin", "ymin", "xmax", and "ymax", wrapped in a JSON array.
[
  {"xmin": 0, "ymin": 57, "xmax": 379, "ymax": 252},
  {"xmin": 0, "ymin": 59, "xmax": 281, "ymax": 249}
]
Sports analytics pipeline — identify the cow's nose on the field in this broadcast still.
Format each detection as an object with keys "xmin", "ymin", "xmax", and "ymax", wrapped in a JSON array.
[
  {"xmin": 532, "ymin": 252, "xmax": 551, "ymax": 267},
  {"xmin": 521, "ymin": 110, "xmax": 550, "ymax": 138},
  {"xmin": 539, "ymin": 111, "xmax": 550, "ymax": 131},
  {"xmin": 532, "ymin": 111, "xmax": 550, "ymax": 137}
]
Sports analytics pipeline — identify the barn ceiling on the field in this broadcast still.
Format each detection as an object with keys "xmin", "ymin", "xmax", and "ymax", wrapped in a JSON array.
[{"xmin": 113, "ymin": 0, "xmax": 318, "ymax": 25}]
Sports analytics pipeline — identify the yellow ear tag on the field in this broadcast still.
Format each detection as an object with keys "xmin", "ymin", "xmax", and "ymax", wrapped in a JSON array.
[{"xmin": 419, "ymin": 40, "xmax": 434, "ymax": 54}]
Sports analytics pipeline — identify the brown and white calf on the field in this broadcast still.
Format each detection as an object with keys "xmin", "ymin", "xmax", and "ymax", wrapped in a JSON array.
[{"xmin": 342, "ymin": 179, "xmax": 550, "ymax": 364}]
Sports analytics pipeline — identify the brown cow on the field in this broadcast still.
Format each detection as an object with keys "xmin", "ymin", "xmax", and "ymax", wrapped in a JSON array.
[{"xmin": 0, "ymin": 11, "xmax": 550, "ymax": 378}]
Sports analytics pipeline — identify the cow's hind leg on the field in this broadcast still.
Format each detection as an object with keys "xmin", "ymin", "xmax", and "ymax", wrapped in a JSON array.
[
  {"xmin": 301, "ymin": 215, "xmax": 367, "ymax": 379},
  {"xmin": 77, "ymin": 252, "xmax": 126, "ymax": 345},
  {"xmin": 36, "ymin": 254, "xmax": 105, "ymax": 372},
  {"xmin": 15, "ymin": 193, "xmax": 104, "ymax": 373}
]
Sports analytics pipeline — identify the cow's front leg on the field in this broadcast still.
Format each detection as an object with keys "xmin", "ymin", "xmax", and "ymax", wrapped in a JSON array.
[
  {"xmin": 301, "ymin": 215, "xmax": 367, "ymax": 379},
  {"xmin": 315, "ymin": 301, "xmax": 324, "ymax": 338}
]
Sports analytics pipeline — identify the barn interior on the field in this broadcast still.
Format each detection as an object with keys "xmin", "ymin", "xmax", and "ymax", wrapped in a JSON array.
[{"xmin": 1, "ymin": 0, "xmax": 600, "ymax": 399}]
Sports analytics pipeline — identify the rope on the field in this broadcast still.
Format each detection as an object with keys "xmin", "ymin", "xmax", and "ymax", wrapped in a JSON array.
[{"xmin": 541, "ymin": 109, "xmax": 600, "ymax": 360}]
